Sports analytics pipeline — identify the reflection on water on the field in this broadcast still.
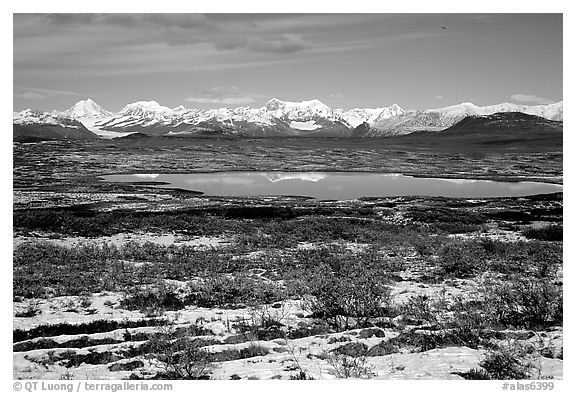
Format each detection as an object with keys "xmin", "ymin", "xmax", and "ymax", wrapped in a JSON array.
[{"xmin": 102, "ymin": 172, "xmax": 563, "ymax": 199}]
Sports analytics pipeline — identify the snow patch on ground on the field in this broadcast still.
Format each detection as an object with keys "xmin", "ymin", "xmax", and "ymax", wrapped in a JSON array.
[{"xmin": 14, "ymin": 233, "xmax": 230, "ymax": 249}]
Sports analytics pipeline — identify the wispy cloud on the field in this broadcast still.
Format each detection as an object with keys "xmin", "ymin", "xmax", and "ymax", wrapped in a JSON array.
[
  {"xmin": 15, "ymin": 91, "xmax": 47, "ymax": 100},
  {"xmin": 21, "ymin": 14, "xmax": 311, "ymax": 54},
  {"xmin": 511, "ymin": 94, "xmax": 554, "ymax": 105},
  {"xmin": 215, "ymin": 33, "xmax": 310, "ymax": 54},
  {"xmin": 14, "ymin": 85, "xmax": 89, "ymax": 98},
  {"xmin": 42, "ymin": 13, "xmax": 219, "ymax": 32},
  {"xmin": 185, "ymin": 86, "xmax": 258, "ymax": 105}
]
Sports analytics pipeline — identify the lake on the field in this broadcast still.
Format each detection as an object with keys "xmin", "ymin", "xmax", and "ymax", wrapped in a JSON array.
[{"xmin": 101, "ymin": 172, "xmax": 562, "ymax": 199}]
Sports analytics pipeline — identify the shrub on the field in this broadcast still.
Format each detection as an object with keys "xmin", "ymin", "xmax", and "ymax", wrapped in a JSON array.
[
  {"xmin": 120, "ymin": 282, "xmax": 186, "ymax": 316},
  {"xmin": 482, "ymin": 240, "xmax": 562, "ymax": 278},
  {"xmin": 209, "ymin": 344, "xmax": 269, "ymax": 362},
  {"xmin": 147, "ymin": 325, "xmax": 212, "ymax": 379},
  {"xmin": 239, "ymin": 343, "xmax": 270, "ymax": 358},
  {"xmin": 285, "ymin": 344, "xmax": 315, "ymax": 380},
  {"xmin": 287, "ymin": 319, "xmax": 333, "ymax": 339},
  {"xmin": 398, "ymin": 294, "xmax": 439, "ymax": 325},
  {"xmin": 366, "ymin": 340, "xmax": 399, "ymax": 356},
  {"xmin": 481, "ymin": 276, "xmax": 563, "ymax": 329},
  {"xmin": 479, "ymin": 347, "xmax": 532, "ymax": 380},
  {"xmin": 289, "ymin": 371, "xmax": 315, "ymax": 380},
  {"xmin": 189, "ymin": 274, "xmax": 286, "ymax": 308},
  {"xmin": 302, "ymin": 259, "xmax": 391, "ymax": 331},
  {"xmin": 15, "ymin": 302, "xmax": 41, "ymax": 318},
  {"xmin": 437, "ymin": 241, "xmax": 487, "ymax": 278},
  {"xmin": 457, "ymin": 368, "xmax": 492, "ymax": 380},
  {"xmin": 332, "ymin": 342, "xmax": 369, "ymax": 357},
  {"xmin": 522, "ymin": 225, "xmax": 562, "ymax": 241},
  {"xmin": 233, "ymin": 304, "xmax": 289, "ymax": 341},
  {"xmin": 13, "ymin": 318, "xmax": 167, "ymax": 342},
  {"xmin": 325, "ymin": 352, "xmax": 376, "ymax": 379}
]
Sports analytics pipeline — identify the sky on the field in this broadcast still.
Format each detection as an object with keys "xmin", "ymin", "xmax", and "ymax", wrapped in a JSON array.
[{"xmin": 13, "ymin": 13, "xmax": 563, "ymax": 112}]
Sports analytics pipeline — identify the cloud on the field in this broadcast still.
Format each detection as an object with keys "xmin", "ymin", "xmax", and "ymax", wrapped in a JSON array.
[
  {"xmin": 215, "ymin": 33, "xmax": 310, "ymax": 53},
  {"xmin": 14, "ymin": 85, "xmax": 88, "ymax": 97},
  {"xmin": 14, "ymin": 85, "xmax": 93, "ymax": 104},
  {"xmin": 511, "ymin": 94, "xmax": 554, "ymax": 105},
  {"xmin": 27, "ymin": 14, "xmax": 309, "ymax": 54},
  {"xmin": 42, "ymin": 13, "xmax": 218, "ymax": 31},
  {"xmin": 16, "ymin": 91, "xmax": 47, "ymax": 100},
  {"xmin": 185, "ymin": 86, "xmax": 257, "ymax": 105}
]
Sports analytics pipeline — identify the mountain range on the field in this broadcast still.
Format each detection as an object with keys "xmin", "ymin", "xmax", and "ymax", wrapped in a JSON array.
[{"xmin": 13, "ymin": 98, "xmax": 563, "ymax": 140}]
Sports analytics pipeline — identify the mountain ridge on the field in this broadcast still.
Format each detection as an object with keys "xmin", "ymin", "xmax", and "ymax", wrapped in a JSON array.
[{"xmin": 14, "ymin": 98, "xmax": 563, "ymax": 139}]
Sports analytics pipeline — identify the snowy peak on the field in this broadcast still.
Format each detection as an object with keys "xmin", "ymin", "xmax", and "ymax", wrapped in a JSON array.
[
  {"xmin": 119, "ymin": 101, "xmax": 173, "ymax": 116},
  {"xmin": 265, "ymin": 98, "xmax": 285, "ymax": 111},
  {"xmin": 342, "ymin": 105, "xmax": 405, "ymax": 128},
  {"xmin": 479, "ymin": 101, "xmax": 563, "ymax": 121},
  {"xmin": 264, "ymin": 98, "xmax": 333, "ymax": 120},
  {"xmin": 427, "ymin": 102, "xmax": 480, "ymax": 115},
  {"xmin": 62, "ymin": 99, "xmax": 113, "ymax": 119},
  {"xmin": 425, "ymin": 101, "xmax": 563, "ymax": 121},
  {"xmin": 14, "ymin": 108, "xmax": 66, "ymax": 126},
  {"xmin": 12, "ymin": 107, "xmax": 99, "ymax": 141}
]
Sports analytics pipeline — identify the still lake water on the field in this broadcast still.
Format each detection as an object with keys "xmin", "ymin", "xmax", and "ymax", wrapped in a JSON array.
[{"xmin": 102, "ymin": 172, "xmax": 562, "ymax": 199}]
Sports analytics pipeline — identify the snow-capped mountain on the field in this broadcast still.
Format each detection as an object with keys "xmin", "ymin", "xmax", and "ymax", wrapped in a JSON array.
[
  {"xmin": 14, "ymin": 98, "xmax": 563, "ymax": 139},
  {"xmin": 363, "ymin": 101, "xmax": 564, "ymax": 136},
  {"xmin": 13, "ymin": 109, "xmax": 98, "ymax": 141},
  {"xmin": 61, "ymin": 98, "xmax": 113, "ymax": 119},
  {"xmin": 339, "ymin": 104, "xmax": 405, "ymax": 128},
  {"xmin": 97, "ymin": 101, "xmax": 180, "ymax": 133},
  {"xmin": 95, "ymin": 98, "xmax": 408, "ymax": 137},
  {"xmin": 14, "ymin": 109, "xmax": 85, "ymax": 128}
]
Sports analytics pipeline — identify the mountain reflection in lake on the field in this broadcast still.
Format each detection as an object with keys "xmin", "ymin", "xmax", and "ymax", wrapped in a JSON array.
[{"xmin": 102, "ymin": 172, "xmax": 562, "ymax": 199}]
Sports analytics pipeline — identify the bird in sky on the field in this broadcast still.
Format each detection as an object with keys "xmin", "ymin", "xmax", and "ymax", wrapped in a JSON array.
[{"xmin": 441, "ymin": 26, "xmax": 447, "ymax": 30}]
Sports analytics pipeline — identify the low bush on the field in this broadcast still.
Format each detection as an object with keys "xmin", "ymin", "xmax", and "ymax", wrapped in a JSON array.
[
  {"xmin": 287, "ymin": 319, "xmax": 333, "ymax": 339},
  {"xmin": 233, "ymin": 304, "xmax": 289, "ymax": 341},
  {"xmin": 120, "ymin": 283, "xmax": 186, "ymax": 315},
  {"xmin": 15, "ymin": 302, "xmax": 41, "ymax": 318},
  {"xmin": 325, "ymin": 352, "xmax": 376, "ymax": 379},
  {"xmin": 302, "ymin": 258, "xmax": 392, "ymax": 331},
  {"xmin": 479, "ymin": 346, "xmax": 532, "ymax": 380},
  {"xmin": 289, "ymin": 371, "xmax": 315, "ymax": 380},
  {"xmin": 407, "ymin": 207, "xmax": 487, "ymax": 227},
  {"xmin": 147, "ymin": 325, "xmax": 213, "ymax": 380},
  {"xmin": 437, "ymin": 241, "xmax": 487, "ymax": 278},
  {"xmin": 14, "ymin": 336, "xmax": 122, "ymax": 352},
  {"xmin": 480, "ymin": 276, "xmax": 563, "ymax": 329},
  {"xmin": 209, "ymin": 344, "xmax": 270, "ymax": 362},
  {"xmin": 457, "ymin": 368, "xmax": 492, "ymax": 380},
  {"xmin": 522, "ymin": 225, "xmax": 562, "ymax": 241},
  {"xmin": 13, "ymin": 318, "xmax": 167, "ymax": 342},
  {"xmin": 29, "ymin": 345, "xmax": 151, "ymax": 369},
  {"xmin": 186, "ymin": 274, "xmax": 285, "ymax": 308},
  {"xmin": 332, "ymin": 342, "xmax": 368, "ymax": 357},
  {"xmin": 366, "ymin": 340, "xmax": 399, "ymax": 356}
]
